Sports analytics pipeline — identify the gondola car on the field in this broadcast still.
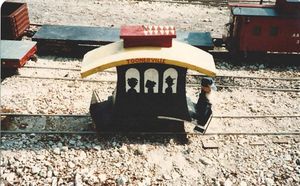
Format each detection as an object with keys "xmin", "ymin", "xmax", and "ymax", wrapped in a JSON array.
[
  {"xmin": 81, "ymin": 25, "xmax": 217, "ymax": 133},
  {"xmin": 226, "ymin": 0, "xmax": 300, "ymax": 55},
  {"xmin": 1, "ymin": 2, "xmax": 30, "ymax": 40},
  {"xmin": 1, "ymin": 2, "xmax": 37, "ymax": 71}
]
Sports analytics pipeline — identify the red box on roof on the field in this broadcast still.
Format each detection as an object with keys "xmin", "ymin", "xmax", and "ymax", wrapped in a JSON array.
[{"xmin": 120, "ymin": 25, "xmax": 176, "ymax": 48}]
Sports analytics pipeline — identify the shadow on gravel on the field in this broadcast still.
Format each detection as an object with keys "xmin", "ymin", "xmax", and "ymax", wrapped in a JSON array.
[
  {"xmin": 99, "ymin": 134, "xmax": 190, "ymax": 146},
  {"xmin": 37, "ymin": 55, "xmax": 83, "ymax": 62},
  {"xmin": 1, "ymin": 55, "xmax": 81, "ymax": 81},
  {"xmin": 1, "ymin": 133, "xmax": 190, "ymax": 151},
  {"xmin": 1, "ymin": 68, "xmax": 19, "ymax": 81}
]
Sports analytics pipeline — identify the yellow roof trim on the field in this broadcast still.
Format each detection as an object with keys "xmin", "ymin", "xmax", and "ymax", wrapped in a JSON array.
[{"xmin": 81, "ymin": 40, "xmax": 217, "ymax": 78}]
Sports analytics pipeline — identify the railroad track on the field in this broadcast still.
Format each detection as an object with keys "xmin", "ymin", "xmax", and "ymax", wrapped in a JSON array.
[
  {"xmin": 1, "ymin": 113, "xmax": 299, "ymax": 136},
  {"xmin": 133, "ymin": 0, "xmax": 276, "ymax": 6},
  {"xmin": 13, "ymin": 75, "xmax": 300, "ymax": 92},
  {"xmin": 23, "ymin": 65, "xmax": 300, "ymax": 82},
  {"xmin": 1, "ymin": 130, "xmax": 299, "ymax": 136},
  {"xmin": 1, "ymin": 112, "xmax": 300, "ymax": 118}
]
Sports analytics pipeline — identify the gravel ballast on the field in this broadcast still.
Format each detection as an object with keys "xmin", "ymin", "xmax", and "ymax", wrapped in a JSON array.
[{"xmin": 1, "ymin": 0, "xmax": 300, "ymax": 185}]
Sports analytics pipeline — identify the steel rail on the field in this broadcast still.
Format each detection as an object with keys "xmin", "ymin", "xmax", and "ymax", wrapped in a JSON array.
[
  {"xmin": 29, "ymin": 23, "xmax": 43, "ymax": 27},
  {"xmin": 23, "ymin": 65, "xmax": 81, "ymax": 71},
  {"xmin": 187, "ymin": 84, "xmax": 300, "ymax": 92},
  {"xmin": 214, "ymin": 75, "xmax": 300, "ymax": 81},
  {"xmin": 22, "ymin": 65, "xmax": 300, "ymax": 81},
  {"xmin": 15, "ymin": 75, "xmax": 116, "ymax": 83},
  {"xmin": 12, "ymin": 75, "xmax": 300, "ymax": 92},
  {"xmin": 0, "ymin": 130, "xmax": 298, "ymax": 136},
  {"xmin": 133, "ymin": 0, "xmax": 274, "ymax": 6},
  {"xmin": 23, "ymin": 65, "xmax": 116, "ymax": 73},
  {"xmin": 1, "ymin": 113, "xmax": 299, "ymax": 118},
  {"xmin": 212, "ymin": 115, "xmax": 300, "ymax": 118},
  {"xmin": 0, "ymin": 113, "xmax": 90, "ymax": 117},
  {"xmin": 136, "ymin": 0, "xmax": 226, "ymax": 5}
]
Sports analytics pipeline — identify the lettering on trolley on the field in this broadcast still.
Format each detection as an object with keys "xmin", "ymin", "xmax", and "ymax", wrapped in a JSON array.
[{"xmin": 126, "ymin": 58, "xmax": 166, "ymax": 64}]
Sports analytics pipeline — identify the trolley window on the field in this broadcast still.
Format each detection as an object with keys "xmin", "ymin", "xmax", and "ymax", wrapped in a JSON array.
[
  {"xmin": 125, "ymin": 68, "xmax": 140, "ymax": 94},
  {"xmin": 270, "ymin": 26, "xmax": 278, "ymax": 37},
  {"xmin": 252, "ymin": 26, "xmax": 262, "ymax": 36},
  {"xmin": 162, "ymin": 68, "xmax": 178, "ymax": 94},
  {"xmin": 144, "ymin": 68, "xmax": 159, "ymax": 93}
]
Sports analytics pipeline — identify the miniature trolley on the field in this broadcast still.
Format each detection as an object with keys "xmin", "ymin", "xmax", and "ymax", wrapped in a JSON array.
[{"xmin": 81, "ymin": 25, "xmax": 217, "ymax": 132}]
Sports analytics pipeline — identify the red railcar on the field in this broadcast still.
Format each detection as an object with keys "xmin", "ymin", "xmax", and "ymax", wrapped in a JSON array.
[
  {"xmin": 1, "ymin": 2, "xmax": 30, "ymax": 40},
  {"xmin": 226, "ymin": 0, "xmax": 300, "ymax": 55}
]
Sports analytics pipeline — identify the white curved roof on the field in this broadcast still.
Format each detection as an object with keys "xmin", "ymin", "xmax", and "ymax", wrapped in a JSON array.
[{"xmin": 81, "ymin": 40, "xmax": 216, "ymax": 78}]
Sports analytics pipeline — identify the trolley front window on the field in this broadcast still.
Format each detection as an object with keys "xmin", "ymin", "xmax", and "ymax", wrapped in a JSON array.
[
  {"xmin": 270, "ymin": 26, "xmax": 278, "ymax": 37},
  {"xmin": 252, "ymin": 26, "xmax": 262, "ymax": 36}
]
